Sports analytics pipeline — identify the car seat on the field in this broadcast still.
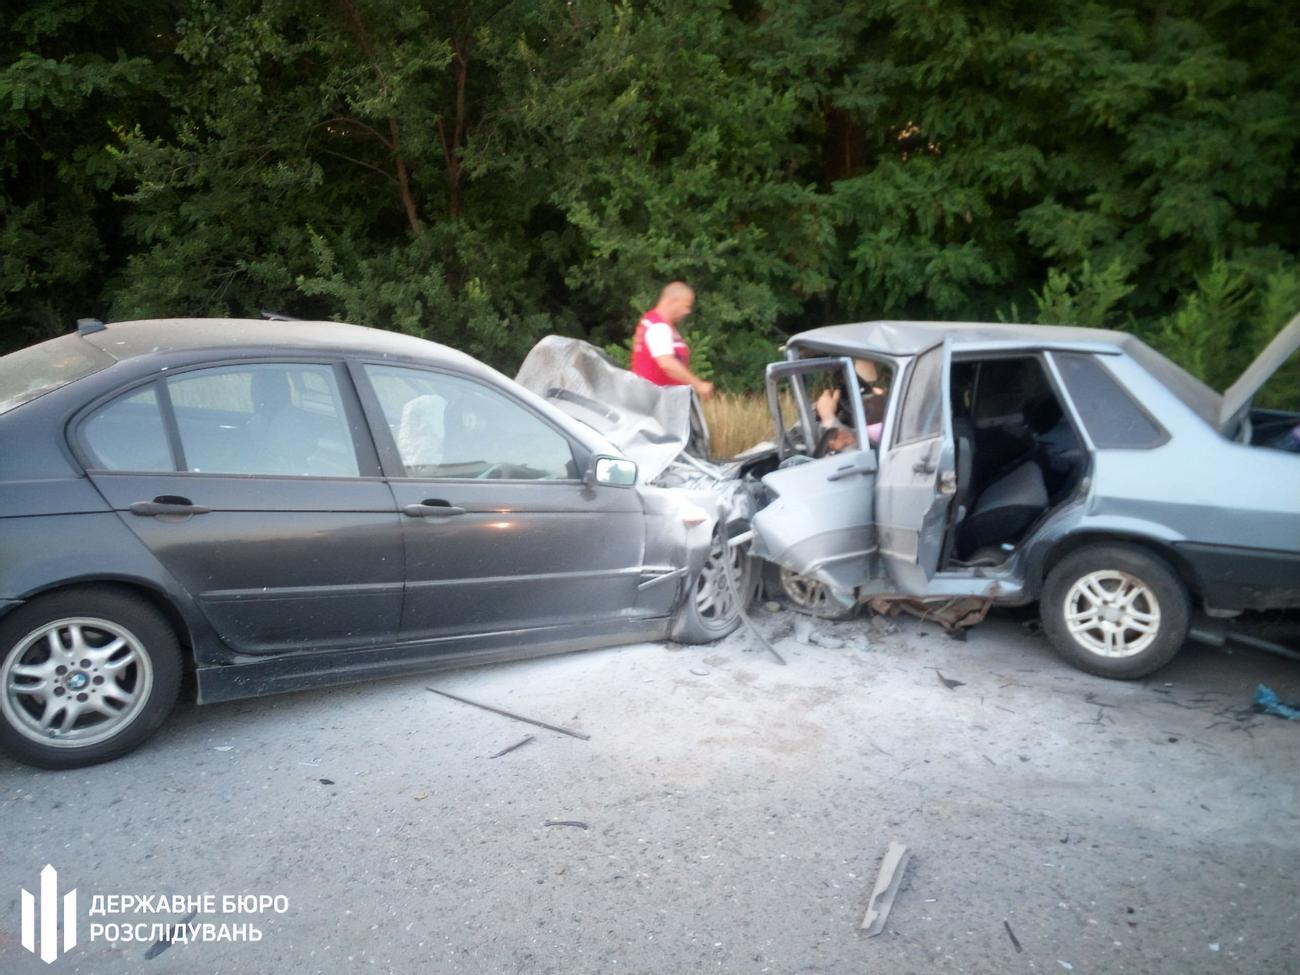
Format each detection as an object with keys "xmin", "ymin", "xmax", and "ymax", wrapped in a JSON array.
[{"xmin": 956, "ymin": 459, "xmax": 1048, "ymax": 557}]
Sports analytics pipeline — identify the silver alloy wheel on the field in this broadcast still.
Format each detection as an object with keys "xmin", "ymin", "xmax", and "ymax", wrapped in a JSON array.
[
  {"xmin": 694, "ymin": 533, "xmax": 747, "ymax": 627},
  {"xmin": 779, "ymin": 568, "xmax": 840, "ymax": 617},
  {"xmin": 1, "ymin": 617, "xmax": 154, "ymax": 748},
  {"xmin": 1063, "ymin": 570, "xmax": 1161, "ymax": 659}
]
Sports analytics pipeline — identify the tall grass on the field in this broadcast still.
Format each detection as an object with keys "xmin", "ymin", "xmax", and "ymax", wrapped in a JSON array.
[{"xmin": 702, "ymin": 391, "xmax": 777, "ymax": 459}]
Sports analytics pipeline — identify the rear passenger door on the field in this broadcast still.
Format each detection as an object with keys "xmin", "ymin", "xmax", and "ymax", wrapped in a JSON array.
[{"xmin": 77, "ymin": 361, "xmax": 404, "ymax": 655}]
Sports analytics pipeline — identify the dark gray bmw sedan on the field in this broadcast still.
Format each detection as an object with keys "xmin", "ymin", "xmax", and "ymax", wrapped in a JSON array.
[{"xmin": 0, "ymin": 319, "xmax": 746, "ymax": 768}]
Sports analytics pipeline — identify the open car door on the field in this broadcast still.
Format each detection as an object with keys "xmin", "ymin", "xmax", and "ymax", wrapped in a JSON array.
[
  {"xmin": 750, "ymin": 357, "xmax": 877, "ymax": 591},
  {"xmin": 874, "ymin": 339, "xmax": 956, "ymax": 593}
]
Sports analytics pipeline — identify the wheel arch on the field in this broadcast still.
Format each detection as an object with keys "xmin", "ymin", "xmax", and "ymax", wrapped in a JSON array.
[
  {"xmin": 1038, "ymin": 531, "xmax": 1202, "ymax": 601},
  {"xmin": 3, "ymin": 578, "xmax": 197, "ymax": 664}
]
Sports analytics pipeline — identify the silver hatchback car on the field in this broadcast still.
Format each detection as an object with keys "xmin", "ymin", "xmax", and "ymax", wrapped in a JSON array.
[{"xmin": 750, "ymin": 315, "xmax": 1300, "ymax": 678}]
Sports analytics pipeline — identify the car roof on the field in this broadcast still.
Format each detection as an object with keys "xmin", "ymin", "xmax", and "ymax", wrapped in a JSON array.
[
  {"xmin": 79, "ymin": 317, "xmax": 483, "ymax": 370},
  {"xmin": 789, "ymin": 319, "xmax": 1138, "ymax": 356},
  {"xmin": 788, "ymin": 320, "xmax": 1222, "ymax": 428}
]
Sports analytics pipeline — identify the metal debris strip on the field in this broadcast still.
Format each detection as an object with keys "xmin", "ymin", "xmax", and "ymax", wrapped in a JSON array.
[
  {"xmin": 860, "ymin": 842, "xmax": 911, "ymax": 936},
  {"xmin": 722, "ymin": 530, "xmax": 786, "ymax": 666},
  {"xmin": 427, "ymin": 688, "xmax": 591, "ymax": 740},
  {"xmin": 488, "ymin": 735, "xmax": 536, "ymax": 759},
  {"xmin": 1003, "ymin": 920, "xmax": 1023, "ymax": 953},
  {"xmin": 143, "ymin": 909, "xmax": 198, "ymax": 960},
  {"xmin": 543, "ymin": 820, "xmax": 589, "ymax": 830}
]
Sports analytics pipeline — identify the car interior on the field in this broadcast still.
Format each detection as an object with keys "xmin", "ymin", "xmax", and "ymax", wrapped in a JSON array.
[{"xmin": 945, "ymin": 356, "xmax": 1086, "ymax": 566}]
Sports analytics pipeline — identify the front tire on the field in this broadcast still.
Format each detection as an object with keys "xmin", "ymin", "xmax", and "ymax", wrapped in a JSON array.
[
  {"xmin": 0, "ymin": 588, "xmax": 182, "ymax": 769},
  {"xmin": 1040, "ymin": 544, "xmax": 1190, "ymax": 679},
  {"xmin": 764, "ymin": 563, "xmax": 858, "ymax": 620},
  {"xmin": 671, "ymin": 524, "xmax": 757, "ymax": 644}
]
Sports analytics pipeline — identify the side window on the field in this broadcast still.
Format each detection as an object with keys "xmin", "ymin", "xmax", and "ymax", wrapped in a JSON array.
[
  {"xmin": 81, "ymin": 385, "xmax": 174, "ymax": 471},
  {"xmin": 1053, "ymin": 354, "xmax": 1166, "ymax": 449},
  {"xmin": 365, "ymin": 365, "xmax": 577, "ymax": 480},
  {"xmin": 166, "ymin": 364, "xmax": 360, "ymax": 476},
  {"xmin": 896, "ymin": 344, "xmax": 944, "ymax": 444}
]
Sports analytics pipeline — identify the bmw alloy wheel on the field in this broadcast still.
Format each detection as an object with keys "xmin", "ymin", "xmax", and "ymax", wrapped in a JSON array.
[{"xmin": 1, "ymin": 617, "xmax": 155, "ymax": 748}]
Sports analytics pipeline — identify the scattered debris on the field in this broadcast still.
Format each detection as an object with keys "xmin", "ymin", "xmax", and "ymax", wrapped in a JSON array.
[
  {"xmin": 1084, "ymin": 692, "xmax": 1120, "ymax": 709},
  {"xmin": 764, "ymin": 600, "xmax": 782, "ymax": 613},
  {"xmin": 869, "ymin": 596, "xmax": 991, "ymax": 632},
  {"xmin": 1058, "ymin": 961, "xmax": 1074, "ymax": 971},
  {"xmin": 1003, "ymin": 920, "xmax": 1023, "ymax": 953},
  {"xmin": 809, "ymin": 630, "xmax": 845, "ymax": 650},
  {"xmin": 793, "ymin": 617, "xmax": 816, "ymax": 645},
  {"xmin": 690, "ymin": 666, "xmax": 711, "ymax": 677},
  {"xmin": 488, "ymin": 735, "xmax": 535, "ymax": 759},
  {"xmin": 935, "ymin": 670, "xmax": 965, "ymax": 690},
  {"xmin": 543, "ymin": 820, "xmax": 589, "ymax": 830},
  {"xmin": 871, "ymin": 614, "xmax": 900, "ymax": 635},
  {"xmin": 143, "ymin": 910, "xmax": 197, "ymax": 960},
  {"xmin": 1254, "ymin": 684, "xmax": 1300, "ymax": 720},
  {"xmin": 860, "ymin": 841, "xmax": 911, "ymax": 936},
  {"xmin": 982, "ymin": 754, "xmax": 996, "ymax": 766},
  {"xmin": 319, "ymin": 778, "xmax": 335, "ymax": 785},
  {"xmin": 212, "ymin": 746, "xmax": 233, "ymax": 752},
  {"xmin": 427, "ymin": 687, "xmax": 591, "ymax": 740},
  {"xmin": 947, "ymin": 628, "xmax": 968, "ymax": 642},
  {"xmin": 413, "ymin": 793, "xmax": 427, "ymax": 801},
  {"xmin": 1022, "ymin": 619, "xmax": 1043, "ymax": 636}
]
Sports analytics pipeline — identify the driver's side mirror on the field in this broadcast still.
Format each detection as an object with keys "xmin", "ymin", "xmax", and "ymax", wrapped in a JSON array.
[{"xmin": 586, "ymin": 455, "xmax": 638, "ymax": 487}]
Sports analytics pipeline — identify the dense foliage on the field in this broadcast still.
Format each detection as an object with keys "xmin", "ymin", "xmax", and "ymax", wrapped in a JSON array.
[{"xmin": 3, "ymin": 0, "xmax": 1297, "ymax": 393}]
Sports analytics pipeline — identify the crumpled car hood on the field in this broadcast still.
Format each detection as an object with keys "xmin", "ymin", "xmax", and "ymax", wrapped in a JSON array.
[{"xmin": 516, "ymin": 336, "xmax": 708, "ymax": 482}]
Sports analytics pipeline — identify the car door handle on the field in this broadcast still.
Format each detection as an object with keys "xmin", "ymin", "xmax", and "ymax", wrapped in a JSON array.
[
  {"xmin": 827, "ymin": 462, "xmax": 875, "ymax": 481},
  {"xmin": 912, "ymin": 460, "xmax": 937, "ymax": 474},
  {"xmin": 403, "ymin": 501, "xmax": 466, "ymax": 518},
  {"xmin": 129, "ymin": 496, "xmax": 211, "ymax": 517}
]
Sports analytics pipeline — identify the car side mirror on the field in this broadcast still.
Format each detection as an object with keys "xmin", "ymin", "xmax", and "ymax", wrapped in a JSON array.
[{"xmin": 587, "ymin": 455, "xmax": 637, "ymax": 487}]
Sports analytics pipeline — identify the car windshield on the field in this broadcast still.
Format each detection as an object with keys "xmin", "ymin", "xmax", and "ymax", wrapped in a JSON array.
[{"xmin": 0, "ymin": 334, "xmax": 114, "ymax": 415}]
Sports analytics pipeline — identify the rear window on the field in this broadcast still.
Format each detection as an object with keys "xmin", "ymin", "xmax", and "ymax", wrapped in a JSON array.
[
  {"xmin": 1054, "ymin": 353, "xmax": 1167, "ymax": 448},
  {"xmin": 0, "ymin": 334, "xmax": 113, "ymax": 415}
]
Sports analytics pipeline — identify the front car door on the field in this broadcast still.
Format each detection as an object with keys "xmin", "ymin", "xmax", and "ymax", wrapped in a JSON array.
[
  {"xmin": 750, "ymin": 357, "xmax": 879, "ymax": 591},
  {"xmin": 874, "ymin": 339, "xmax": 957, "ymax": 593},
  {"xmin": 77, "ymin": 360, "xmax": 404, "ymax": 655},
  {"xmin": 354, "ymin": 362, "xmax": 650, "ymax": 647}
]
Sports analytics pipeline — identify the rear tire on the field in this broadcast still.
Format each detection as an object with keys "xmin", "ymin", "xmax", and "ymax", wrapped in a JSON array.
[
  {"xmin": 1040, "ymin": 544, "xmax": 1190, "ymax": 679},
  {"xmin": 671, "ymin": 524, "xmax": 757, "ymax": 644},
  {"xmin": 0, "ymin": 588, "xmax": 182, "ymax": 769}
]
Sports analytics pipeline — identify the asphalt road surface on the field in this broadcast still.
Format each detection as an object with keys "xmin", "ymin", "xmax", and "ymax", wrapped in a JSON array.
[{"xmin": 2, "ymin": 609, "xmax": 1297, "ymax": 975}]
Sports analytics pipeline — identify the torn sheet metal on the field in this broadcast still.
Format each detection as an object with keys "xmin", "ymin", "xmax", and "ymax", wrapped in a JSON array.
[
  {"xmin": 861, "ymin": 841, "xmax": 911, "ymax": 935},
  {"xmin": 868, "ymin": 596, "xmax": 992, "ymax": 631},
  {"xmin": 516, "ymin": 336, "xmax": 709, "ymax": 481}
]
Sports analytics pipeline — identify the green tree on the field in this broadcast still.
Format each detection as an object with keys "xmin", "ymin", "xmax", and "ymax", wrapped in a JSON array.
[{"xmin": 0, "ymin": 1, "xmax": 179, "ymax": 347}]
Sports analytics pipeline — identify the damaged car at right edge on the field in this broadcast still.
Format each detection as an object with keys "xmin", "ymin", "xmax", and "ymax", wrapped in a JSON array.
[{"xmin": 749, "ymin": 314, "xmax": 1300, "ymax": 679}]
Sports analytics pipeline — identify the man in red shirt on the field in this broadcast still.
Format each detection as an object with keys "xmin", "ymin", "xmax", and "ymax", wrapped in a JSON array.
[{"xmin": 629, "ymin": 281, "xmax": 714, "ymax": 399}]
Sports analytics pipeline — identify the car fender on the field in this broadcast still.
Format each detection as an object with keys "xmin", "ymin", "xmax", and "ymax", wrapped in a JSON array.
[
  {"xmin": 0, "ymin": 511, "xmax": 222, "ymax": 664},
  {"xmin": 636, "ymin": 485, "xmax": 724, "ymax": 586}
]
